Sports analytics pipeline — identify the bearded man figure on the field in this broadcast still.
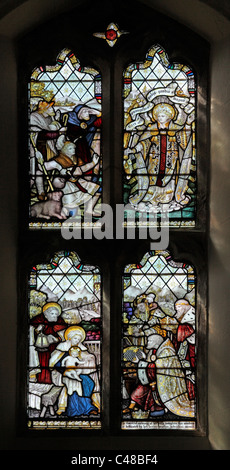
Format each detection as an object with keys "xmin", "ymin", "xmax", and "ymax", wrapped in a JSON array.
[
  {"xmin": 30, "ymin": 100, "xmax": 67, "ymax": 200},
  {"xmin": 30, "ymin": 302, "xmax": 66, "ymax": 384}
]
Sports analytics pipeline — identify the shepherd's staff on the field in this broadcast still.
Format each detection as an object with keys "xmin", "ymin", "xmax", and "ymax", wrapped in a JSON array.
[
  {"xmin": 63, "ymin": 113, "xmax": 69, "ymax": 126},
  {"xmin": 30, "ymin": 134, "xmax": 54, "ymax": 192}
]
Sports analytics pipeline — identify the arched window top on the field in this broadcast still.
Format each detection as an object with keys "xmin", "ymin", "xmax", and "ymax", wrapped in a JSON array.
[
  {"xmin": 30, "ymin": 48, "xmax": 102, "ymax": 104},
  {"xmin": 123, "ymin": 249, "xmax": 195, "ymax": 306},
  {"xmin": 123, "ymin": 44, "xmax": 196, "ymax": 98}
]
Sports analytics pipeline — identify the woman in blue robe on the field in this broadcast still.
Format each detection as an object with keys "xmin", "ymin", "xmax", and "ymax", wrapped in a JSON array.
[
  {"xmin": 55, "ymin": 352, "xmax": 97, "ymax": 417},
  {"xmin": 50, "ymin": 326, "xmax": 99, "ymax": 417}
]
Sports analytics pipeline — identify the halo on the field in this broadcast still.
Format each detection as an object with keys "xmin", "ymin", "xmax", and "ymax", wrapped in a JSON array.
[
  {"xmin": 175, "ymin": 299, "xmax": 189, "ymax": 306},
  {"xmin": 152, "ymin": 102, "xmax": 176, "ymax": 121},
  {"xmin": 64, "ymin": 325, "xmax": 86, "ymax": 341},
  {"xmin": 42, "ymin": 302, "xmax": 61, "ymax": 314}
]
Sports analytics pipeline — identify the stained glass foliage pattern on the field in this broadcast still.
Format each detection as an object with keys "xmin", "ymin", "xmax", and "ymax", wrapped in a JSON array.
[
  {"xmin": 28, "ymin": 251, "xmax": 102, "ymax": 430},
  {"xmin": 29, "ymin": 49, "xmax": 102, "ymax": 229},
  {"xmin": 122, "ymin": 250, "xmax": 196, "ymax": 430},
  {"xmin": 123, "ymin": 45, "xmax": 196, "ymax": 227}
]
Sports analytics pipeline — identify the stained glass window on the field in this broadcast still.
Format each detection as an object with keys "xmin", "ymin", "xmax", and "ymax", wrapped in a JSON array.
[
  {"xmin": 27, "ymin": 251, "xmax": 102, "ymax": 430},
  {"xmin": 123, "ymin": 45, "xmax": 196, "ymax": 228},
  {"xmin": 121, "ymin": 250, "xmax": 196, "ymax": 430},
  {"xmin": 29, "ymin": 49, "xmax": 102, "ymax": 228},
  {"xmin": 21, "ymin": 3, "xmax": 208, "ymax": 438}
]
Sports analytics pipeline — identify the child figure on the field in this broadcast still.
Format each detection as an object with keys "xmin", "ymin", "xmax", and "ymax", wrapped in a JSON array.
[{"xmin": 61, "ymin": 346, "xmax": 85, "ymax": 382}]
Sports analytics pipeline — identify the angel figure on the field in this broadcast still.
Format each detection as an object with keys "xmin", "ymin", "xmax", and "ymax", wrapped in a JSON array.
[{"xmin": 124, "ymin": 91, "xmax": 195, "ymax": 213}]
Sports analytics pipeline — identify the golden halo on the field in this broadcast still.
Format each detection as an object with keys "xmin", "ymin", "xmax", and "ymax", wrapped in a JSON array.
[
  {"xmin": 175, "ymin": 299, "xmax": 189, "ymax": 306},
  {"xmin": 152, "ymin": 103, "xmax": 176, "ymax": 122},
  {"xmin": 42, "ymin": 302, "xmax": 61, "ymax": 314},
  {"xmin": 64, "ymin": 325, "xmax": 86, "ymax": 341}
]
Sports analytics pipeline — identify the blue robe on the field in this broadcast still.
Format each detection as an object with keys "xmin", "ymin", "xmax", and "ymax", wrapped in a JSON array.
[
  {"xmin": 64, "ymin": 105, "xmax": 102, "ymax": 189},
  {"xmin": 55, "ymin": 353, "xmax": 97, "ymax": 417},
  {"xmin": 66, "ymin": 374, "xmax": 97, "ymax": 417}
]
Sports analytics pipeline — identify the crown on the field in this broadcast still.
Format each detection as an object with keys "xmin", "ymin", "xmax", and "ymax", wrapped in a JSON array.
[{"xmin": 131, "ymin": 409, "xmax": 150, "ymax": 420}]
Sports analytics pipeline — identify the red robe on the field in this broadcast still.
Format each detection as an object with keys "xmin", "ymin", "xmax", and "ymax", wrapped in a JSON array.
[
  {"xmin": 66, "ymin": 117, "xmax": 102, "ymax": 176},
  {"xmin": 177, "ymin": 324, "xmax": 195, "ymax": 400},
  {"xmin": 31, "ymin": 313, "xmax": 66, "ymax": 383},
  {"xmin": 131, "ymin": 362, "xmax": 164, "ymax": 412}
]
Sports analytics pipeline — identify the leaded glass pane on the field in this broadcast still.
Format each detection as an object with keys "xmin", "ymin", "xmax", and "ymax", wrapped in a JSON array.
[
  {"xmin": 28, "ymin": 251, "xmax": 102, "ymax": 429},
  {"xmin": 121, "ymin": 250, "xmax": 196, "ymax": 430},
  {"xmin": 29, "ymin": 49, "xmax": 102, "ymax": 229},
  {"xmin": 123, "ymin": 45, "xmax": 196, "ymax": 228}
]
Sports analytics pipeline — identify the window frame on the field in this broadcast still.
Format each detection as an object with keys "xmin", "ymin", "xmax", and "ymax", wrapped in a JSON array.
[{"xmin": 16, "ymin": 0, "xmax": 210, "ymax": 440}]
